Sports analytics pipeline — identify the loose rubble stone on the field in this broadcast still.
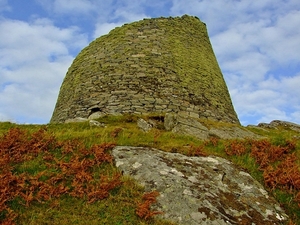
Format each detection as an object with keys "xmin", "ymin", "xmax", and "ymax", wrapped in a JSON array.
[
  {"xmin": 89, "ymin": 120, "xmax": 106, "ymax": 127},
  {"xmin": 137, "ymin": 118, "xmax": 153, "ymax": 132},
  {"xmin": 65, "ymin": 117, "xmax": 88, "ymax": 123},
  {"xmin": 88, "ymin": 111, "xmax": 106, "ymax": 120},
  {"xmin": 112, "ymin": 146, "xmax": 288, "ymax": 225},
  {"xmin": 164, "ymin": 113, "xmax": 178, "ymax": 131}
]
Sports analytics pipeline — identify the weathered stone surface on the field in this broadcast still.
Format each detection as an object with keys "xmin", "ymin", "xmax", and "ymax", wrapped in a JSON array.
[
  {"xmin": 88, "ymin": 111, "xmax": 106, "ymax": 120},
  {"xmin": 246, "ymin": 125, "xmax": 268, "ymax": 132},
  {"xmin": 165, "ymin": 113, "xmax": 209, "ymax": 139},
  {"xmin": 89, "ymin": 120, "xmax": 105, "ymax": 127},
  {"xmin": 258, "ymin": 120, "xmax": 300, "ymax": 132},
  {"xmin": 209, "ymin": 126, "xmax": 260, "ymax": 140},
  {"xmin": 173, "ymin": 124, "xmax": 209, "ymax": 140},
  {"xmin": 65, "ymin": 117, "xmax": 88, "ymax": 123},
  {"xmin": 137, "ymin": 118, "xmax": 153, "ymax": 132},
  {"xmin": 112, "ymin": 146, "xmax": 288, "ymax": 225},
  {"xmin": 164, "ymin": 113, "xmax": 178, "ymax": 131},
  {"xmin": 164, "ymin": 113, "xmax": 260, "ymax": 140},
  {"xmin": 64, "ymin": 117, "xmax": 106, "ymax": 127},
  {"xmin": 50, "ymin": 15, "xmax": 239, "ymax": 125}
]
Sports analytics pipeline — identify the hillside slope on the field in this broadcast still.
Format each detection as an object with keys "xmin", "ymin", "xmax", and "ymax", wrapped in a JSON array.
[{"xmin": 0, "ymin": 115, "xmax": 299, "ymax": 224}]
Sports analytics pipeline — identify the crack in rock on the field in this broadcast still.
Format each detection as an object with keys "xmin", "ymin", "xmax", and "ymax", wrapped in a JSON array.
[{"xmin": 112, "ymin": 146, "xmax": 288, "ymax": 225}]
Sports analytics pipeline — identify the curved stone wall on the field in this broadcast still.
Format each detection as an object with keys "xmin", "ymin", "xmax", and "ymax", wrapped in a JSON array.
[{"xmin": 50, "ymin": 15, "xmax": 240, "ymax": 124}]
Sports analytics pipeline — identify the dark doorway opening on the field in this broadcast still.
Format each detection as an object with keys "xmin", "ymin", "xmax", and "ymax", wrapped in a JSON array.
[{"xmin": 89, "ymin": 107, "xmax": 101, "ymax": 116}]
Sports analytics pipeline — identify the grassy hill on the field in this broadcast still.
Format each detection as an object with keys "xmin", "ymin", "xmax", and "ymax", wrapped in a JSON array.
[{"xmin": 0, "ymin": 114, "xmax": 299, "ymax": 224}]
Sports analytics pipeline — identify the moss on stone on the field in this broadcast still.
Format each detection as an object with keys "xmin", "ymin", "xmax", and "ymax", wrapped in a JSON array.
[{"xmin": 51, "ymin": 15, "xmax": 239, "ymax": 124}]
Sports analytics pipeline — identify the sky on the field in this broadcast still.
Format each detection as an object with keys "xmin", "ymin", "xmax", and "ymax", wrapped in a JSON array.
[{"xmin": 0, "ymin": 0, "xmax": 300, "ymax": 126}]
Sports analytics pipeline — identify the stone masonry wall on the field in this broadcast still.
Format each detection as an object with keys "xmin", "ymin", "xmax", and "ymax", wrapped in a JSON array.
[{"xmin": 51, "ymin": 15, "xmax": 240, "ymax": 124}]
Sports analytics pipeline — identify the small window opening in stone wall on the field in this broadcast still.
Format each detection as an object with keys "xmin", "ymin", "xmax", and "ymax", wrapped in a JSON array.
[{"xmin": 89, "ymin": 107, "xmax": 101, "ymax": 116}]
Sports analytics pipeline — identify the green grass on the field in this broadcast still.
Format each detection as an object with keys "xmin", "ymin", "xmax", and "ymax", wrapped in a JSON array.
[
  {"xmin": 0, "ymin": 115, "xmax": 299, "ymax": 224},
  {"xmin": 14, "ymin": 177, "xmax": 174, "ymax": 225}
]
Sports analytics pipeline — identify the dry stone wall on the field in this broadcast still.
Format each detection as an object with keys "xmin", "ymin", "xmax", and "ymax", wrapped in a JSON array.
[{"xmin": 51, "ymin": 15, "xmax": 240, "ymax": 124}]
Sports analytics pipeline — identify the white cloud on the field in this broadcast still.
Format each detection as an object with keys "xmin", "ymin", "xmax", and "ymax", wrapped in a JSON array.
[
  {"xmin": 231, "ymin": 73, "xmax": 300, "ymax": 125},
  {"xmin": 112, "ymin": 8, "xmax": 147, "ymax": 22},
  {"xmin": 211, "ymin": 14, "xmax": 300, "ymax": 82},
  {"xmin": 259, "ymin": 108, "xmax": 289, "ymax": 124},
  {"xmin": 93, "ymin": 22, "xmax": 124, "ymax": 39},
  {"xmin": 92, "ymin": 1, "xmax": 149, "ymax": 39},
  {"xmin": 0, "ymin": 17, "xmax": 88, "ymax": 123},
  {"xmin": 92, "ymin": 13, "xmax": 147, "ymax": 39},
  {"xmin": 0, "ymin": 58, "xmax": 70, "ymax": 123},
  {"xmin": 0, "ymin": 18, "xmax": 86, "ymax": 67},
  {"xmin": 259, "ymin": 10, "xmax": 300, "ymax": 65}
]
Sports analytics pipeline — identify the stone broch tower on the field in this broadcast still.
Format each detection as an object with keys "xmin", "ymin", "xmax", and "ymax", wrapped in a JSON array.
[{"xmin": 51, "ymin": 15, "xmax": 240, "ymax": 124}]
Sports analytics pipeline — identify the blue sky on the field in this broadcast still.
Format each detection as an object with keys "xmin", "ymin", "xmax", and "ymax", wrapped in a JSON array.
[{"xmin": 0, "ymin": 0, "xmax": 300, "ymax": 126}]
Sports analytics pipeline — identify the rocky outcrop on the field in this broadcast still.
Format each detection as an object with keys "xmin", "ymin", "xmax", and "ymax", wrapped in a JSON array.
[
  {"xmin": 112, "ymin": 146, "xmax": 288, "ymax": 225},
  {"xmin": 164, "ymin": 113, "xmax": 260, "ymax": 140},
  {"xmin": 258, "ymin": 120, "xmax": 300, "ymax": 132},
  {"xmin": 50, "ymin": 15, "xmax": 239, "ymax": 125}
]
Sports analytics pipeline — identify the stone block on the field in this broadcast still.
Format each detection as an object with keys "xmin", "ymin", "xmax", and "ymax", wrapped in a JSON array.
[
  {"xmin": 65, "ymin": 117, "xmax": 88, "ymax": 123},
  {"xmin": 89, "ymin": 120, "xmax": 106, "ymax": 127},
  {"xmin": 88, "ymin": 112, "xmax": 106, "ymax": 120},
  {"xmin": 189, "ymin": 112, "xmax": 199, "ymax": 118},
  {"xmin": 137, "ymin": 118, "xmax": 152, "ymax": 132}
]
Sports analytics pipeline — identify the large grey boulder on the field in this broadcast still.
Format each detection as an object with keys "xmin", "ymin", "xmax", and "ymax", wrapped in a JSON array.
[
  {"xmin": 164, "ymin": 113, "xmax": 260, "ymax": 140},
  {"xmin": 112, "ymin": 146, "xmax": 288, "ymax": 225}
]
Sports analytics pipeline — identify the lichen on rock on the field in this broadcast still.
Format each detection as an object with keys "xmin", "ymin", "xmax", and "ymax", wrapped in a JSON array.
[{"xmin": 112, "ymin": 146, "xmax": 288, "ymax": 225}]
